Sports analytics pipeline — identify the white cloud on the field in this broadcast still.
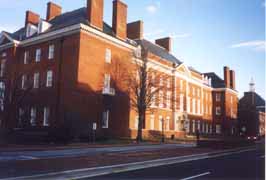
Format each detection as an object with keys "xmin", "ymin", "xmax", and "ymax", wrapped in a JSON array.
[
  {"xmin": 230, "ymin": 40, "xmax": 266, "ymax": 52},
  {"xmin": 146, "ymin": 1, "xmax": 161, "ymax": 14},
  {"xmin": 170, "ymin": 33, "xmax": 192, "ymax": 39}
]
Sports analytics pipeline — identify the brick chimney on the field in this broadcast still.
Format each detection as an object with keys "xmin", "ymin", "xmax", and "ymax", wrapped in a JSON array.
[
  {"xmin": 87, "ymin": 0, "xmax": 104, "ymax": 30},
  {"xmin": 230, "ymin": 70, "xmax": 235, "ymax": 89},
  {"xmin": 155, "ymin": 37, "xmax": 172, "ymax": 52},
  {"xmin": 46, "ymin": 2, "xmax": 62, "ymax": 21},
  {"xmin": 127, "ymin": 20, "xmax": 143, "ymax": 40},
  {"xmin": 112, "ymin": 0, "xmax": 128, "ymax": 40},
  {"xmin": 224, "ymin": 66, "xmax": 230, "ymax": 88},
  {"xmin": 25, "ymin": 11, "xmax": 40, "ymax": 26}
]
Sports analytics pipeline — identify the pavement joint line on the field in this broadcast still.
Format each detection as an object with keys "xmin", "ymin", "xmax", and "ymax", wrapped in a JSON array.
[
  {"xmin": 180, "ymin": 172, "xmax": 211, "ymax": 180},
  {"xmin": 0, "ymin": 146, "xmax": 257, "ymax": 180}
]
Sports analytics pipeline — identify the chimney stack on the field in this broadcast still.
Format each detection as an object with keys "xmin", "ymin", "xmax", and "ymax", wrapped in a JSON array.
[
  {"xmin": 224, "ymin": 66, "xmax": 230, "ymax": 88},
  {"xmin": 112, "ymin": 0, "xmax": 128, "ymax": 40},
  {"xmin": 155, "ymin": 37, "xmax": 172, "ymax": 52},
  {"xmin": 46, "ymin": 2, "xmax": 62, "ymax": 21},
  {"xmin": 87, "ymin": 0, "xmax": 104, "ymax": 30},
  {"xmin": 230, "ymin": 70, "xmax": 235, "ymax": 89},
  {"xmin": 127, "ymin": 20, "xmax": 144, "ymax": 40},
  {"xmin": 25, "ymin": 11, "xmax": 40, "ymax": 27}
]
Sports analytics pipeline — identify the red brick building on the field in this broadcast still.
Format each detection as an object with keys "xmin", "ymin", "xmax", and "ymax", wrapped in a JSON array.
[
  {"xmin": 238, "ymin": 80, "xmax": 265, "ymax": 138},
  {"xmin": 0, "ymin": 0, "xmax": 238, "ymax": 140}
]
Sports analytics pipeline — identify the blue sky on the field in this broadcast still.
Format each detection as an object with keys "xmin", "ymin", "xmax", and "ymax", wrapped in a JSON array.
[{"xmin": 0, "ymin": 0, "xmax": 265, "ymax": 99}]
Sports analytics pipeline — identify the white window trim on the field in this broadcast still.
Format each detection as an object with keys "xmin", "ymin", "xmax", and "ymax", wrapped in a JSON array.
[
  {"xmin": 24, "ymin": 51, "xmax": 29, "ymax": 64},
  {"xmin": 46, "ymin": 70, "xmax": 53, "ymax": 87},
  {"xmin": 43, "ymin": 107, "xmax": 50, "ymax": 126},
  {"xmin": 216, "ymin": 106, "xmax": 221, "ymax": 116},
  {"xmin": 30, "ymin": 107, "xmax": 37, "ymax": 126},
  {"xmin": 35, "ymin": 48, "xmax": 41, "ymax": 62},
  {"xmin": 48, "ymin": 44, "xmax": 55, "ymax": 60},
  {"xmin": 33, "ymin": 72, "xmax": 40, "ymax": 89},
  {"xmin": 102, "ymin": 110, "xmax": 109, "ymax": 128},
  {"xmin": 105, "ymin": 48, "xmax": 111, "ymax": 63}
]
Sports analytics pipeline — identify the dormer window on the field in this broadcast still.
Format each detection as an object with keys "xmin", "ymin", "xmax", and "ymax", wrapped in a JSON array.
[
  {"xmin": 26, "ymin": 24, "xmax": 38, "ymax": 37},
  {"xmin": 38, "ymin": 20, "xmax": 51, "ymax": 34}
]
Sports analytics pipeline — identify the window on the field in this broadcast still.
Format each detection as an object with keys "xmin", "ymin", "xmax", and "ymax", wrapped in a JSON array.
[
  {"xmin": 216, "ymin": 93, "xmax": 221, "ymax": 102},
  {"xmin": 192, "ymin": 98, "xmax": 196, "ymax": 114},
  {"xmin": 43, "ymin": 107, "xmax": 50, "ymax": 126},
  {"xmin": 159, "ymin": 91, "xmax": 163, "ymax": 108},
  {"xmin": 180, "ymin": 80, "xmax": 183, "ymax": 91},
  {"xmin": 216, "ymin": 107, "xmax": 221, "ymax": 115},
  {"xmin": 104, "ymin": 74, "xmax": 111, "ymax": 89},
  {"xmin": 18, "ymin": 108, "xmax": 24, "ymax": 126},
  {"xmin": 33, "ymin": 72, "xmax": 40, "ymax": 89},
  {"xmin": 167, "ymin": 78, "xmax": 171, "ymax": 88},
  {"xmin": 150, "ymin": 115, "xmax": 155, "ymax": 130},
  {"xmin": 0, "ymin": 82, "xmax": 5, "ymax": 111},
  {"xmin": 105, "ymin": 48, "xmax": 111, "ymax": 63},
  {"xmin": 166, "ymin": 91, "xmax": 171, "ymax": 109},
  {"xmin": 102, "ymin": 110, "xmax": 109, "ymax": 128},
  {"xmin": 192, "ymin": 87, "xmax": 195, "ymax": 96},
  {"xmin": 48, "ymin": 45, "xmax": 55, "ymax": 59},
  {"xmin": 35, "ymin": 49, "xmax": 41, "ymax": 62},
  {"xmin": 21, "ymin": 75, "xmax": 27, "ymax": 89},
  {"xmin": 0, "ymin": 60, "xmax": 6, "ymax": 77},
  {"xmin": 216, "ymin": 125, "xmax": 221, "ymax": 134},
  {"xmin": 46, "ymin": 70, "xmax": 53, "ymax": 87},
  {"xmin": 151, "ymin": 87, "xmax": 156, "ymax": 107},
  {"xmin": 24, "ymin": 51, "xmax": 30, "ymax": 64},
  {"xmin": 159, "ymin": 116, "xmax": 163, "ymax": 131},
  {"xmin": 134, "ymin": 116, "xmax": 139, "ymax": 129},
  {"xmin": 165, "ymin": 117, "xmax": 170, "ymax": 131},
  {"xmin": 30, "ymin": 107, "xmax": 37, "ymax": 126},
  {"xmin": 180, "ymin": 94, "xmax": 184, "ymax": 112},
  {"xmin": 159, "ymin": 76, "xmax": 163, "ymax": 86},
  {"xmin": 192, "ymin": 120, "xmax": 195, "ymax": 133},
  {"xmin": 197, "ymin": 120, "xmax": 201, "ymax": 132},
  {"xmin": 197, "ymin": 100, "xmax": 200, "ymax": 114},
  {"xmin": 187, "ymin": 97, "xmax": 190, "ymax": 113},
  {"xmin": 197, "ymin": 89, "xmax": 200, "ymax": 97}
]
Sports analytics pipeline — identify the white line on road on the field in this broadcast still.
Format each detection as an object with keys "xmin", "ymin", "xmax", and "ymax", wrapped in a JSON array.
[
  {"xmin": 19, "ymin": 156, "xmax": 38, "ymax": 160},
  {"xmin": 181, "ymin": 172, "xmax": 211, "ymax": 180}
]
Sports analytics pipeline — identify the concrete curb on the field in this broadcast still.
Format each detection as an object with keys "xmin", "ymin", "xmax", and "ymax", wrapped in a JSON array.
[{"xmin": 1, "ymin": 146, "xmax": 257, "ymax": 180}]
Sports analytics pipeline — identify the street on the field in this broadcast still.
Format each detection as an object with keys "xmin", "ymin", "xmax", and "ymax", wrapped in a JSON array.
[
  {"xmin": 0, "ymin": 143, "xmax": 194, "ymax": 162},
  {"xmin": 91, "ymin": 147, "xmax": 265, "ymax": 180}
]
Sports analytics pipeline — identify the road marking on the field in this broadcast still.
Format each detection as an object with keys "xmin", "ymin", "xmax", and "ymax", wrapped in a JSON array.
[
  {"xmin": 1, "ymin": 147, "xmax": 256, "ymax": 180},
  {"xmin": 181, "ymin": 172, "xmax": 211, "ymax": 180},
  {"xmin": 19, "ymin": 156, "xmax": 38, "ymax": 160}
]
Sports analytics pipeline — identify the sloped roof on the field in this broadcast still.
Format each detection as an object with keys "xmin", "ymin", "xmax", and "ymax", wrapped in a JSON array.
[
  {"xmin": 135, "ymin": 39, "xmax": 182, "ymax": 65},
  {"xmin": 239, "ymin": 92, "xmax": 265, "ymax": 112},
  {"xmin": 203, "ymin": 72, "xmax": 226, "ymax": 88}
]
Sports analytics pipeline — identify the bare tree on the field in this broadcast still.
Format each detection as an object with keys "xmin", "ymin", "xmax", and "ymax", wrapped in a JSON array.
[{"xmin": 110, "ymin": 46, "xmax": 169, "ymax": 142}]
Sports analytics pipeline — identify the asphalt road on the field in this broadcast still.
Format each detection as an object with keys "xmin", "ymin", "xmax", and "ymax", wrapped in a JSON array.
[
  {"xmin": 91, "ymin": 147, "xmax": 265, "ymax": 180},
  {"xmin": 0, "ymin": 143, "xmax": 195, "ymax": 162}
]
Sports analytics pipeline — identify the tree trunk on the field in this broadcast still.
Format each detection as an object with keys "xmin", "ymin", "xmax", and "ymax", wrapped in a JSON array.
[{"xmin": 136, "ymin": 111, "xmax": 144, "ymax": 143}]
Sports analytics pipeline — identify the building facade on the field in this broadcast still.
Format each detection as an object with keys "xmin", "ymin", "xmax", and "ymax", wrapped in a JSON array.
[
  {"xmin": 238, "ymin": 80, "xmax": 265, "ymax": 138},
  {"xmin": 0, "ymin": 0, "xmax": 238, "ymax": 140}
]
